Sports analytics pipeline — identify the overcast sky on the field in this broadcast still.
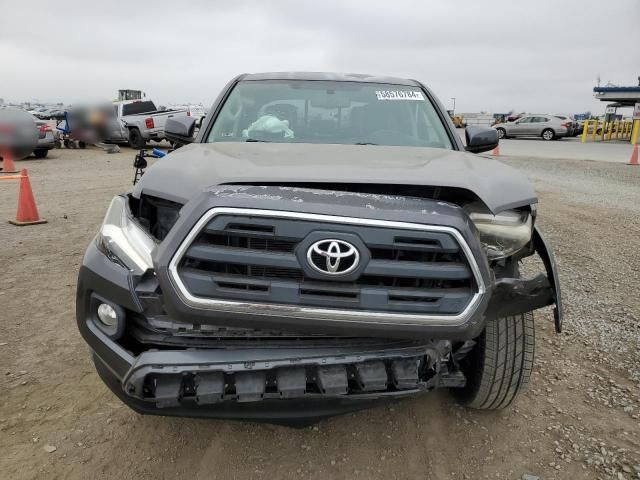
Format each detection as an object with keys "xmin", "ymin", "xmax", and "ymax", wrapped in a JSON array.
[{"xmin": 1, "ymin": 0, "xmax": 638, "ymax": 114}]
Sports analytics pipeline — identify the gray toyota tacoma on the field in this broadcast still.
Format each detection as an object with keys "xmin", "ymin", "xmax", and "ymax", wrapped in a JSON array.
[{"xmin": 76, "ymin": 72, "xmax": 562, "ymax": 424}]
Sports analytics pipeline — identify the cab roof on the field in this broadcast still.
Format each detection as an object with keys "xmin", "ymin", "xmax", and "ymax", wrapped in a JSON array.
[{"xmin": 241, "ymin": 72, "xmax": 419, "ymax": 87}]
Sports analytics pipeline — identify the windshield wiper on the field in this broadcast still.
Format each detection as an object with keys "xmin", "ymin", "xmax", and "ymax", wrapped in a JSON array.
[
  {"xmin": 354, "ymin": 142, "xmax": 378, "ymax": 145},
  {"xmin": 246, "ymin": 138, "xmax": 271, "ymax": 142}
]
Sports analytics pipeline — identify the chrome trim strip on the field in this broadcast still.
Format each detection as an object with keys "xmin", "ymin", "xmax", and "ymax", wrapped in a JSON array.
[{"xmin": 167, "ymin": 208, "xmax": 486, "ymax": 327}]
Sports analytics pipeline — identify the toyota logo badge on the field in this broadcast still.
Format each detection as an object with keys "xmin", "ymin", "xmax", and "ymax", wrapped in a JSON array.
[{"xmin": 306, "ymin": 239, "xmax": 360, "ymax": 275}]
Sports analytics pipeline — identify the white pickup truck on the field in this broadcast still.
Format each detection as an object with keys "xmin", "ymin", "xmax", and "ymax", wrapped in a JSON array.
[
  {"xmin": 108, "ymin": 100, "xmax": 188, "ymax": 148},
  {"xmin": 169, "ymin": 104, "xmax": 206, "ymax": 126}
]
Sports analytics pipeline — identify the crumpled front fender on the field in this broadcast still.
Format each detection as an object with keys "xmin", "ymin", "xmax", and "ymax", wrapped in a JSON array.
[
  {"xmin": 532, "ymin": 226, "xmax": 563, "ymax": 333},
  {"xmin": 486, "ymin": 226, "xmax": 563, "ymax": 333}
]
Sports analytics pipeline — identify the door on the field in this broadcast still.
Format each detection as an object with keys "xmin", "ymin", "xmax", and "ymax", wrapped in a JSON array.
[
  {"xmin": 511, "ymin": 116, "xmax": 533, "ymax": 136},
  {"xmin": 109, "ymin": 105, "xmax": 127, "ymax": 141},
  {"xmin": 530, "ymin": 116, "xmax": 549, "ymax": 136}
]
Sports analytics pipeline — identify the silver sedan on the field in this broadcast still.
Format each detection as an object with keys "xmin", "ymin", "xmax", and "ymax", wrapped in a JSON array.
[{"xmin": 494, "ymin": 115, "xmax": 569, "ymax": 140}]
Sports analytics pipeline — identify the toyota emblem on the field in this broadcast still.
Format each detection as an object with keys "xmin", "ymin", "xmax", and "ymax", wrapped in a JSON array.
[{"xmin": 306, "ymin": 239, "xmax": 360, "ymax": 275}]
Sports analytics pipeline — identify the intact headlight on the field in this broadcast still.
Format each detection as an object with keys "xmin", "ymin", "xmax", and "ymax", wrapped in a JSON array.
[
  {"xmin": 468, "ymin": 208, "xmax": 533, "ymax": 260},
  {"xmin": 96, "ymin": 196, "xmax": 155, "ymax": 274}
]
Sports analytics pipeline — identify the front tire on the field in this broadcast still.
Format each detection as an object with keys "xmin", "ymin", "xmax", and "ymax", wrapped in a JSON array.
[
  {"xmin": 496, "ymin": 127, "xmax": 506, "ymax": 139},
  {"xmin": 454, "ymin": 312, "xmax": 535, "ymax": 410},
  {"xmin": 33, "ymin": 149, "xmax": 49, "ymax": 159},
  {"xmin": 541, "ymin": 129, "xmax": 555, "ymax": 141}
]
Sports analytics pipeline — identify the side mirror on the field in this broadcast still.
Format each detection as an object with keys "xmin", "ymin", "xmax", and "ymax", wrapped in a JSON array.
[
  {"xmin": 165, "ymin": 116, "xmax": 196, "ymax": 146},
  {"xmin": 465, "ymin": 126, "xmax": 498, "ymax": 154}
]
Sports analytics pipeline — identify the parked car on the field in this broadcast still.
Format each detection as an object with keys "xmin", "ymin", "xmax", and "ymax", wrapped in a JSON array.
[
  {"xmin": 0, "ymin": 108, "xmax": 39, "ymax": 159},
  {"xmin": 29, "ymin": 107, "xmax": 50, "ymax": 119},
  {"xmin": 77, "ymin": 72, "xmax": 561, "ymax": 424},
  {"xmin": 47, "ymin": 109, "xmax": 66, "ymax": 121},
  {"xmin": 36, "ymin": 109, "xmax": 52, "ymax": 120},
  {"xmin": 554, "ymin": 115, "xmax": 579, "ymax": 137},
  {"xmin": 493, "ymin": 114, "xmax": 569, "ymax": 140},
  {"xmin": 37, "ymin": 108, "xmax": 61, "ymax": 120},
  {"xmin": 32, "ymin": 117, "xmax": 56, "ymax": 158},
  {"xmin": 106, "ymin": 100, "xmax": 188, "ymax": 149}
]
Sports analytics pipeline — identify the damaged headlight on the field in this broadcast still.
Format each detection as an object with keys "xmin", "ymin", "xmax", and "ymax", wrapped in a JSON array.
[
  {"xmin": 468, "ymin": 207, "xmax": 533, "ymax": 260},
  {"xmin": 96, "ymin": 196, "xmax": 155, "ymax": 274}
]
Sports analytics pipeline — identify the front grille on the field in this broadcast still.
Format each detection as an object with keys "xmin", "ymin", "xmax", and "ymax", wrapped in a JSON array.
[{"xmin": 173, "ymin": 211, "xmax": 479, "ymax": 316}]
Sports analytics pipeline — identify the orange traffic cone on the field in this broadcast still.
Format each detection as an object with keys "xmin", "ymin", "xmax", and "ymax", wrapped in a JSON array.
[
  {"xmin": 492, "ymin": 145, "xmax": 500, "ymax": 156},
  {"xmin": 0, "ymin": 148, "xmax": 18, "ymax": 173},
  {"xmin": 8, "ymin": 169, "xmax": 47, "ymax": 226},
  {"xmin": 628, "ymin": 144, "xmax": 639, "ymax": 166}
]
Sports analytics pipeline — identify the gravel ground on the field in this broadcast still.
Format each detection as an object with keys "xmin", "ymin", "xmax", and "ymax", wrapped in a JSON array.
[{"xmin": 0, "ymin": 147, "xmax": 639, "ymax": 480}]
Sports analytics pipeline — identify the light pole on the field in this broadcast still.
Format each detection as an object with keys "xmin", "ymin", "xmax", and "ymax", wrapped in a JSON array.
[{"xmin": 451, "ymin": 97, "xmax": 456, "ymax": 114}]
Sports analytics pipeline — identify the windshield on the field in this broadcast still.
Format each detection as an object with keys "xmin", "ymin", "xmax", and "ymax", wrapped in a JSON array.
[{"xmin": 207, "ymin": 80, "xmax": 453, "ymax": 149}]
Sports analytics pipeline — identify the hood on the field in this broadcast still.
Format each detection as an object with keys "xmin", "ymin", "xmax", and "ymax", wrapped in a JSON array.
[{"xmin": 133, "ymin": 142, "xmax": 537, "ymax": 213}]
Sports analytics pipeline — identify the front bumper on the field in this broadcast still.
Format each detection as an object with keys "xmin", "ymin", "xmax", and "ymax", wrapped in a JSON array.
[
  {"xmin": 92, "ymin": 354, "xmax": 399, "ymax": 425},
  {"xmin": 87, "ymin": 326, "xmax": 457, "ymax": 423},
  {"xmin": 77, "ymin": 215, "xmax": 562, "ymax": 420},
  {"xmin": 78, "ymin": 249, "xmax": 462, "ymax": 422},
  {"xmin": 76, "ymin": 189, "xmax": 561, "ymax": 421}
]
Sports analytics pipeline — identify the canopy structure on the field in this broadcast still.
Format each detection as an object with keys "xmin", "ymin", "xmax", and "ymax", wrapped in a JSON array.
[
  {"xmin": 592, "ymin": 78, "xmax": 640, "ymax": 144},
  {"xmin": 594, "ymin": 78, "xmax": 640, "ymax": 107}
]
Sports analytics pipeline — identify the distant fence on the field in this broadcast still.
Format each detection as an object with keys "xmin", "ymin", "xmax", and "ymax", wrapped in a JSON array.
[{"xmin": 581, "ymin": 119, "xmax": 639, "ymax": 143}]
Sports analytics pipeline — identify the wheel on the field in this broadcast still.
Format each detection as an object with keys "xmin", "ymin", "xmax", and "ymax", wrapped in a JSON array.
[
  {"xmin": 33, "ymin": 149, "xmax": 49, "ymax": 159},
  {"xmin": 63, "ymin": 139, "xmax": 70, "ymax": 148},
  {"xmin": 78, "ymin": 141, "xmax": 87, "ymax": 149},
  {"xmin": 541, "ymin": 129, "xmax": 555, "ymax": 141},
  {"xmin": 454, "ymin": 312, "xmax": 535, "ymax": 410},
  {"xmin": 496, "ymin": 128, "xmax": 506, "ymax": 139},
  {"xmin": 128, "ymin": 128, "xmax": 145, "ymax": 149}
]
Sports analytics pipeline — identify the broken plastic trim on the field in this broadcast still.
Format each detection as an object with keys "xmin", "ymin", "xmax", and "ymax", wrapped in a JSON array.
[
  {"xmin": 485, "ymin": 226, "xmax": 563, "ymax": 333},
  {"xmin": 532, "ymin": 226, "xmax": 563, "ymax": 333},
  {"xmin": 120, "ymin": 343, "xmax": 460, "ymax": 407}
]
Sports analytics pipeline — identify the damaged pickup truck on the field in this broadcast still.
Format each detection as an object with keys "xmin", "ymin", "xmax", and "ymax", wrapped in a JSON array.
[{"xmin": 76, "ymin": 72, "xmax": 562, "ymax": 424}]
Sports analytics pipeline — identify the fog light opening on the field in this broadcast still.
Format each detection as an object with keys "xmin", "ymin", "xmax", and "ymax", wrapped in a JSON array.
[
  {"xmin": 91, "ymin": 297, "xmax": 126, "ymax": 339},
  {"xmin": 97, "ymin": 303, "xmax": 118, "ymax": 327}
]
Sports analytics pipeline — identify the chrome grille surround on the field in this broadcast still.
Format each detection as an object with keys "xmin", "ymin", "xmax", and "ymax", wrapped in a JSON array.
[{"xmin": 168, "ymin": 208, "xmax": 486, "ymax": 327}]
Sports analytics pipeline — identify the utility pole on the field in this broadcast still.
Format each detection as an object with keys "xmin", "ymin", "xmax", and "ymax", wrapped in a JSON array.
[{"xmin": 451, "ymin": 97, "xmax": 456, "ymax": 114}]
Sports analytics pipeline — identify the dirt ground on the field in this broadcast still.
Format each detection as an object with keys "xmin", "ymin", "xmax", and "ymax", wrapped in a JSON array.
[{"xmin": 1, "ymin": 146, "xmax": 639, "ymax": 480}]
